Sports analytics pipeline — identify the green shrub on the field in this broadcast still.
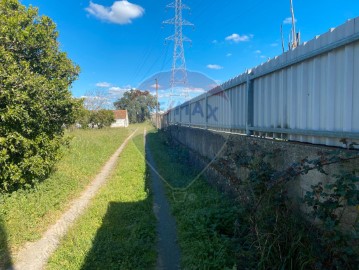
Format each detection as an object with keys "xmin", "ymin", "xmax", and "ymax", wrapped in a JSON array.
[
  {"xmin": 88, "ymin": 110, "xmax": 115, "ymax": 128},
  {"xmin": 0, "ymin": 0, "xmax": 80, "ymax": 192}
]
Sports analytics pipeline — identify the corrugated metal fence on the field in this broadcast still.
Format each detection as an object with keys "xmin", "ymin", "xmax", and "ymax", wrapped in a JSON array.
[{"xmin": 162, "ymin": 17, "xmax": 359, "ymax": 148}]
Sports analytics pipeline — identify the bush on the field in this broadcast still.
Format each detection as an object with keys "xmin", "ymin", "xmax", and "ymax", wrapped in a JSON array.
[
  {"xmin": 89, "ymin": 110, "xmax": 115, "ymax": 128},
  {"xmin": 0, "ymin": 0, "xmax": 80, "ymax": 192},
  {"xmin": 75, "ymin": 108, "xmax": 115, "ymax": 128}
]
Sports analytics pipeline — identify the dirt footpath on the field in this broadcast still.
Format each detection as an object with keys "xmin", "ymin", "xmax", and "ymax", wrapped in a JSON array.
[{"xmin": 12, "ymin": 129, "xmax": 138, "ymax": 270}]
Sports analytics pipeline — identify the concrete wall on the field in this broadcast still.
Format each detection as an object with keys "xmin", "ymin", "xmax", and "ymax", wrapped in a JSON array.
[{"xmin": 167, "ymin": 126, "xmax": 358, "ymax": 228}]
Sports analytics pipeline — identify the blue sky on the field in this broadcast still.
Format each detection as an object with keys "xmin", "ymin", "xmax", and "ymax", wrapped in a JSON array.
[{"xmin": 21, "ymin": 0, "xmax": 359, "ymax": 102}]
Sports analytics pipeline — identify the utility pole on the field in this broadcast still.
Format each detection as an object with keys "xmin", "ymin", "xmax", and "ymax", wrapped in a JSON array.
[
  {"xmin": 163, "ymin": 0, "xmax": 193, "ymax": 101},
  {"xmin": 290, "ymin": 0, "xmax": 297, "ymax": 49},
  {"xmin": 281, "ymin": 24, "xmax": 285, "ymax": 53},
  {"xmin": 155, "ymin": 78, "xmax": 159, "ymax": 129}
]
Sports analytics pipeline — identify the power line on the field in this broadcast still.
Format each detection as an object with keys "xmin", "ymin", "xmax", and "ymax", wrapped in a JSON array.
[
  {"xmin": 138, "ymin": 44, "xmax": 169, "ymax": 84},
  {"xmin": 132, "ymin": 30, "xmax": 162, "ymax": 83}
]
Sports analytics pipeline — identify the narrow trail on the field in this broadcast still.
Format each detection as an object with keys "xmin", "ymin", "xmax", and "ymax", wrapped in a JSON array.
[
  {"xmin": 144, "ymin": 129, "xmax": 181, "ymax": 270},
  {"xmin": 12, "ymin": 129, "xmax": 138, "ymax": 270}
]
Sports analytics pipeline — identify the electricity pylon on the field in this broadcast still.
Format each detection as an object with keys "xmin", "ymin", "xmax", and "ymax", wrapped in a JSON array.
[{"xmin": 163, "ymin": 0, "xmax": 193, "ymax": 101}]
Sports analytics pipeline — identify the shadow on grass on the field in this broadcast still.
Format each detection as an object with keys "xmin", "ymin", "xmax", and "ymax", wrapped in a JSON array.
[
  {"xmin": 80, "ymin": 201, "xmax": 156, "ymax": 270},
  {"xmin": 0, "ymin": 217, "xmax": 12, "ymax": 269},
  {"xmin": 80, "ymin": 132, "xmax": 156, "ymax": 270}
]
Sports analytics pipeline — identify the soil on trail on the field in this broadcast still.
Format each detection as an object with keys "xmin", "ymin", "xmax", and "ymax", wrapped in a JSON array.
[{"xmin": 12, "ymin": 129, "xmax": 137, "ymax": 270}]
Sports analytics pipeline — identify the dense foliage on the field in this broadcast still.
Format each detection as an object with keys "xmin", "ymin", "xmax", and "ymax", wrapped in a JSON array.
[
  {"xmin": 76, "ymin": 104, "xmax": 115, "ymax": 128},
  {"xmin": 0, "ymin": 0, "xmax": 80, "ymax": 192},
  {"xmin": 114, "ymin": 89, "xmax": 157, "ymax": 123},
  {"xmin": 214, "ymin": 142, "xmax": 359, "ymax": 269},
  {"xmin": 157, "ymin": 129, "xmax": 358, "ymax": 269}
]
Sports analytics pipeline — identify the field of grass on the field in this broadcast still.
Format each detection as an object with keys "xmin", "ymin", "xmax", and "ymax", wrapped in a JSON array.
[
  {"xmin": 147, "ymin": 129, "xmax": 239, "ymax": 269},
  {"xmin": 0, "ymin": 128, "xmax": 131, "ymax": 267},
  {"xmin": 47, "ymin": 127, "xmax": 157, "ymax": 269}
]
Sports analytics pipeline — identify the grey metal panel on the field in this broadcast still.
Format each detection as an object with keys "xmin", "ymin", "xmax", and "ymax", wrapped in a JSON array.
[
  {"xmin": 180, "ymin": 104, "xmax": 190, "ymax": 124},
  {"xmin": 190, "ymin": 98, "xmax": 206, "ymax": 126},
  {"xmin": 231, "ymin": 83, "xmax": 247, "ymax": 130},
  {"xmin": 162, "ymin": 17, "xmax": 359, "ymax": 148},
  {"xmin": 353, "ymin": 40, "xmax": 359, "ymax": 132}
]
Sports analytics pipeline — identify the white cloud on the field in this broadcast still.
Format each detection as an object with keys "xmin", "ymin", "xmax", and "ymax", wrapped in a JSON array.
[
  {"xmin": 212, "ymin": 40, "xmax": 218, "ymax": 44},
  {"xmin": 151, "ymin": 84, "xmax": 162, "ymax": 89},
  {"xmin": 96, "ymin": 82, "xmax": 112, "ymax": 88},
  {"xmin": 254, "ymin": 50, "xmax": 261, "ymax": 54},
  {"xmin": 283, "ymin": 17, "xmax": 297, "ymax": 25},
  {"xmin": 270, "ymin": 43, "xmax": 279, "ymax": 47},
  {"xmin": 225, "ymin": 33, "xmax": 252, "ymax": 43},
  {"xmin": 81, "ymin": 95, "xmax": 109, "ymax": 101},
  {"xmin": 208, "ymin": 83, "xmax": 219, "ymax": 89},
  {"xmin": 86, "ymin": 1, "xmax": 145, "ymax": 25},
  {"xmin": 181, "ymin": 87, "xmax": 206, "ymax": 94},
  {"xmin": 158, "ymin": 94, "xmax": 171, "ymax": 98},
  {"xmin": 207, "ymin": 64, "xmax": 223, "ymax": 70},
  {"xmin": 109, "ymin": 87, "xmax": 122, "ymax": 92},
  {"xmin": 226, "ymin": 53, "xmax": 232, "ymax": 57},
  {"xmin": 108, "ymin": 86, "xmax": 131, "ymax": 93}
]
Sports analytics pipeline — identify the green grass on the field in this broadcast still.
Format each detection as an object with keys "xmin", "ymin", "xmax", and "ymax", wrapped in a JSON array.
[
  {"xmin": 147, "ymin": 129, "xmax": 239, "ymax": 269},
  {"xmin": 0, "ymin": 128, "xmax": 131, "ymax": 267},
  {"xmin": 46, "ymin": 127, "xmax": 157, "ymax": 270}
]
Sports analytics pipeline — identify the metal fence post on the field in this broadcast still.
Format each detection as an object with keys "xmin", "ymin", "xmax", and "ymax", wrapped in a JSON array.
[
  {"xmin": 205, "ymin": 93, "xmax": 208, "ymax": 129},
  {"xmin": 246, "ymin": 73, "xmax": 254, "ymax": 136},
  {"xmin": 189, "ymin": 102, "xmax": 192, "ymax": 127},
  {"xmin": 179, "ymin": 106, "xmax": 182, "ymax": 126}
]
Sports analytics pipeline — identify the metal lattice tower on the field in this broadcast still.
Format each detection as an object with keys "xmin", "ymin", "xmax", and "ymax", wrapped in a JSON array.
[{"xmin": 163, "ymin": 0, "xmax": 193, "ymax": 94}]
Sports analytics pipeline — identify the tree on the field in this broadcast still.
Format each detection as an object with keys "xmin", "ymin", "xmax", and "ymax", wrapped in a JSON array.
[
  {"xmin": 114, "ymin": 89, "xmax": 157, "ymax": 123},
  {"xmin": 83, "ymin": 89, "xmax": 112, "ymax": 111},
  {"xmin": 75, "ymin": 98, "xmax": 115, "ymax": 128},
  {"xmin": 0, "ymin": 0, "xmax": 80, "ymax": 192},
  {"xmin": 74, "ymin": 98, "xmax": 91, "ymax": 128},
  {"xmin": 88, "ymin": 110, "xmax": 115, "ymax": 128}
]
